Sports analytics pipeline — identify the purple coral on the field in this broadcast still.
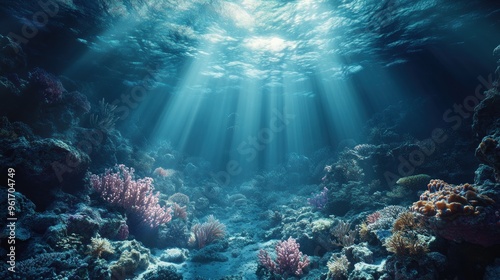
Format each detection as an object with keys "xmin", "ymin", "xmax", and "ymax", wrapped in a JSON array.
[
  {"xmin": 28, "ymin": 67, "xmax": 65, "ymax": 104},
  {"xmin": 89, "ymin": 164, "xmax": 172, "ymax": 228},
  {"xmin": 308, "ymin": 187, "xmax": 328, "ymax": 209},
  {"xmin": 258, "ymin": 237, "xmax": 310, "ymax": 277}
]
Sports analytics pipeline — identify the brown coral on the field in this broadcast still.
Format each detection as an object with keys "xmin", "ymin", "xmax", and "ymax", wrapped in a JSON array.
[
  {"xmin": 384, "ymin": 231, "xmax": 428, "ymax": 257},
  {"xmin": 393, "ymin": 212, "xmax": 423, "ymax": 232}
]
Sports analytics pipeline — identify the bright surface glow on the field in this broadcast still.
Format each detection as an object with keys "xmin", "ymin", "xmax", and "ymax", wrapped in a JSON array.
[
  {"xmin": 244, "ymin": 36, "xmax": 294, "ymax": 53},
  {"xmin": 223, "ymin": 2, "xmax": 256, "ymax": 30},
  {"xmin": 49, "ymin": 0, "xmax": 486, "ymax": 175}
]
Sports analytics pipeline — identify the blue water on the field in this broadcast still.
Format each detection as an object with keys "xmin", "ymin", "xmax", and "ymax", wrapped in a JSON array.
[{"xmin": 1, "ymin": 0, "xmax": 500, "ymax": 279}]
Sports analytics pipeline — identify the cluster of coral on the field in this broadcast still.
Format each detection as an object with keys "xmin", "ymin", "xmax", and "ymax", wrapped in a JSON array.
[
  {"xmin": 412, "ymin": 179, "xmax": 495, "ymax": 218},
  {"xmin": 0, "ymin": 3, "xmax": 499, "ymax": 278}
]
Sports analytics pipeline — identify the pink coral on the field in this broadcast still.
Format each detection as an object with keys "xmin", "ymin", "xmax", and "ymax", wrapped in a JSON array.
[
  {"xmin": 258, "ymin": 237, "xmax": 310, "ymax": 277},
  {"xmin": 189, "ymin": 215, "xmax": 226, "ymax": 248},
  {"xmin": 89, "ymin": 164, "xmax": 172, "ymax": 228}
]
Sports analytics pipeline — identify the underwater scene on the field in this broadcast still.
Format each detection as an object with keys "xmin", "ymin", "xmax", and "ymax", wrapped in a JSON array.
[{"xmin": 1, "ymin": 0, "xmax": 500, "ymax": 279}]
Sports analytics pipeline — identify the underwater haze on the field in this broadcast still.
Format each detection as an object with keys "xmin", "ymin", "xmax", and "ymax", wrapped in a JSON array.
[{"xmin": 0, "ymin": 0, "xmax": 500, "ymax": 279}]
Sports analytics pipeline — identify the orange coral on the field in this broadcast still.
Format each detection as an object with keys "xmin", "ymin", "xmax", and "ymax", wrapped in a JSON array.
[{"xmin": 411, "ymin": 179, "xmax": 495, "ymax": 219}]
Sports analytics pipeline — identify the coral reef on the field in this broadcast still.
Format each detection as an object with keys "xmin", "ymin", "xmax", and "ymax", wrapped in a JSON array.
[
  {"xmin": 189, "ymin": 215, "xmax": 226, "ymax": 249},
  {"xmin": 0, "ymin": 119, "xmax": 90, "ymax": 207},
  {"xmin": 411, "ymin": 179, "xmax": 494, "ymax": 218},
  {"xmin": 89, "ymin": 164, "xmax": 172, "ymax": 228},
  {"xmin": 28, "ymin": 67, "xmax": 66, "ymax": 104},
  {"xmin": 158, "ymin": 219, "xmax": 190, "ymax": 248},
  {"xmin": 473, "ymin": 75, "xmax": 500, "ymax": 183},
  {"xmin": 472, "ymin": 87, "xmax": 500, "ymax": 139},
  {"xmin": 365, "ymin": 205, "xmax": 408, "ymax": 242},
  {"xmin": 190, "ymin": 240, "xmax": 229, "ymax": 263},
  {"xmin": 258, "ymin": 237, "xmax": 310, "ymax": 277},
  {"xmin": 87, "ymin": 236, "xmax": 115, "ymax": 258},
  {"xmin": 110, "ymin": 240, "xmax": 151, "ymax": 279},
  {"xmin": 395, "ymin": 174, "xmax": 431, "ymax": 190},
  {"xmin": 142, "ymin": 265, "xmax": 183, "ymax": 280},
  {"xmin": 0, "ymin": 34, "xmax": 27, "ymax": 74},
  {"xmin": 383, "ymin": 231, "xmax": 429, "ymax": 257},
  {"xmin": 308, "ymin": 187, "xmax": 329, "ymax": 209},
  {"xmin": 475, "ymin": 136, "xmax": 500, "ymax": 181},
  {"xmin": 326, "ymin": 254, "xmax": 350, "ymax": 280},
  {"xmin": 89, "ymin": 98, "xmax": 120, "ymax": 132},
  {"xmin": 0, "ymin": 13, "xmax": 499, "ymax": 279},
  {"xmin": 168, "ymin": 192, "xmax": 190, "ymax": 206},
  {"xmin": 411, "ymin": 179, "xmax": 499, "ymax": 246},
  {"xmin": 383, "ymin": 252, "xmax": 447, "ymax": 280}
]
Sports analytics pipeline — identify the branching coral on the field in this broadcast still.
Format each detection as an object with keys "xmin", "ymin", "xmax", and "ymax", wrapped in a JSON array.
[
  {"xmin": 308, "ymin": 187, "xmax": 329, "ymax": 209},
  {"xmin": 89, "ymin": 164, "xmax": 172, "ymax": 228},
  {"xmin": 331, "ymin": 220, "xmax": 356, "ymax": 247},
  {"xmin": 364, "ymin": 205, "xmax": 408, "ymax": 242},
  {"xmin": 327, "ymin": 254, "xmax": 350, "ymax": 280},
  {"xmin": 86, "ymin": 236, "xmax": 115, "ymax": 258},
  {"xmin": 384, "ymin": 231, "xmax": 428, "ymax": 258},
  {"xmin": 258, "ymin": 237, "xmax": 310, "ymax": 277}
]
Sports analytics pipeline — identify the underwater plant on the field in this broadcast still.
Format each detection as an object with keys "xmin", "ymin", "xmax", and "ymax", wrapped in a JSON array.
[
  {"xmin": 258, "ymin": 237, "xmax": 310, "ymax": 277},
  {"xmin": 89, "ymin": 164, "xmax": 172, "ymax": 228},
  {"xmin": 86, "ymin": 236, "xmax": 115, "ymax": 258},
  {"xmin": 308, "ymin": 186, "xmax": 329, "ymax": 209},
  {"xmin": 384, "ymin": 231, "xmax": 428, "ymax": 258},
  {"xmin": 326, "ymin": 254, "xmax": 350, "ymax": 280},
  {"xmin": 392, "ymin": 211, "xmax": 424, "ymax": 232},
  {"xmin": 331, "ymin": 220, "xmax": 357, "ymax": 247},
  {"xmin": 89, "ymin": 98, "xmax": 119, "ymax": 131},
  {"xmin": 172, "ymin": 202, "xmax": 188, "ymax": 220},
  {"xmin": 189, "ymin": 215, "xmax": 226, "ymax": 248}
]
